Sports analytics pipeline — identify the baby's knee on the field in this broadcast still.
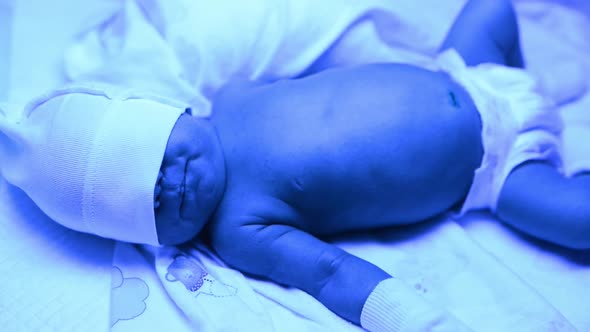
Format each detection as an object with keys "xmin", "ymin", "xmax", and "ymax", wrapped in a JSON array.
[
  {"xmin": 482, "ymin": 0, "xmax": 522, "ymax": 64},
  {"xmin": 451, "ymin": 0, "xmax": 522, "ymax": 67},
  {"xmin": 473, "ymin": 0, "xmax": 518, "ymax": 28}
]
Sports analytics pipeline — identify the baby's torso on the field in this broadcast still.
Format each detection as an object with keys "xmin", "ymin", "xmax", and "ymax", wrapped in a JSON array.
[{"xmin": 210, "ymin": 64, "xmax": 483, "ymax": 234}]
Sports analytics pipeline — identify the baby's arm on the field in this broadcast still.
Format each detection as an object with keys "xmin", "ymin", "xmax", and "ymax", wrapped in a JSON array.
[
  {"xmin": 214, "ymin": 221, "xmax": 388, "ymax": 322},
  {"xmin": 210, "ymin": 209, "xmax": 471, "ymax": 331}
]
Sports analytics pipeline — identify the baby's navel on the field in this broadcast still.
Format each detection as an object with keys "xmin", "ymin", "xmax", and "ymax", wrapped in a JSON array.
[
  {"xmin": 292, "ymin": 178, "xmax": 305, "ymax": 192},
  {"xmin": 448, "ymin": 91, "xmax": 460, "ymax": 108}
]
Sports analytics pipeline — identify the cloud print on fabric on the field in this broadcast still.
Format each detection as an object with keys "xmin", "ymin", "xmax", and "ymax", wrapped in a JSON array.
[{"xmin": 110, "ymin": 266, "xmax": 150, "ymax": 326}]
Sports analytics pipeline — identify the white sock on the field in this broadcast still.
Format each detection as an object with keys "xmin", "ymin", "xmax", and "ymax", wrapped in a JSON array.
[{"xmin": 360, "ymin": 278, "xmax": 472, "ymax": 332}]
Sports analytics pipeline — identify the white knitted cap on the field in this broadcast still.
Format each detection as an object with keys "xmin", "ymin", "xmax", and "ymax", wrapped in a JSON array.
[{"xmin": 1, "ymin": 87, "xmax": 186, "ymax": 245}]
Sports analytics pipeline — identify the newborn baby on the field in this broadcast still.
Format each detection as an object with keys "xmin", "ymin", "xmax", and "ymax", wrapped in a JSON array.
[
  {"xmin": 154, "ymin": 2, "xmax": 582, "ymax": 330},
  {"xmin": 1, "ymin": 1, "xmax": 586, "ymax": 331},
  {"xmin": 159, "ymin": 62, "xmax": 484, "ymax": 330}
]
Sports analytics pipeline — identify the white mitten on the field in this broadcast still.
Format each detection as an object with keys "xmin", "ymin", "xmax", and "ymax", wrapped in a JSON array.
[{"xmin": 361, "ymin": 278, "xmax": 472, "ymax": 332}]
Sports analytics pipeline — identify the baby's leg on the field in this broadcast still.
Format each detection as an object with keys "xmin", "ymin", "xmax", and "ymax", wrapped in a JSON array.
[
  {"xmin": 443, "ymin": 2, "xmax": 590, "ymax": 249},
  {"xmin": 497, "ymin": 162, "xmax": 590, "ymax": 249},
  {"xmin": 441, "ymin": 0, "xmax": 523, "ymax": 67}
]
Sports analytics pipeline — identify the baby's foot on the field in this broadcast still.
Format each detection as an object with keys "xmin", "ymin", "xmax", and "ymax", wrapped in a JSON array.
[{"xmin": 154, "ymin": 113, "xmax": 226, "ymax": 245}]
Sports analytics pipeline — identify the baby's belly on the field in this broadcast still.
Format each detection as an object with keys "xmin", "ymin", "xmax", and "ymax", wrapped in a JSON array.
[
  {"xmin": 293, "ymin": 168, "xmax": 468, "ymax": 235},
  {"xmin": 294, "ymin": 147, "xmax": 480, "ymax": 234},
  {"xmin": 284, "ymin": 67, "xmax": 484, "ymax": 234},
  {"xmin": 215, "ymin": 63, "xmax": 484, "ymax": 235}
]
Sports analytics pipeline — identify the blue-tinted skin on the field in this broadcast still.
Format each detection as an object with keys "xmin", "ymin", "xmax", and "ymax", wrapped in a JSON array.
[
  {"xmin": 206, "ymin": 64, "xmax": 483, "ymax": 323},
  {"xmin": 155, "ymin": 0, "xmax": 590, "ymax": 325}
]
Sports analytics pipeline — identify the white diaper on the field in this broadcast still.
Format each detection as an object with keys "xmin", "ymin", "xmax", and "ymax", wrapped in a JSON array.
[{"xmin": 435, "ymin": 49, "xmax": 563, "ymax": 213}]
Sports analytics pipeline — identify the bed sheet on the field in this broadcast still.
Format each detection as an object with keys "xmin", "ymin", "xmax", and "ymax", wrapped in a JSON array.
[
  {"xmin": 0, "ymin": 0, "xmax": 12, "ymax": 102},
  {"xmin": 0, "ymin": 0, "xmax": 589, "ymax": 331}
]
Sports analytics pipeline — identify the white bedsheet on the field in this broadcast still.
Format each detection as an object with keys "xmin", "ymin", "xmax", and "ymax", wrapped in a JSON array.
[
  {"xmin": 1, "ymin": 0, "xmax": 589, "ymax": 331},
  {"xmin": 0, "ymin": 2, "xmax": 10, "ymax": 102}
]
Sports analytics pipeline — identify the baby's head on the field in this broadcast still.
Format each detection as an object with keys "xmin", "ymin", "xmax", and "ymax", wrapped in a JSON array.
[
  {"xmin": 155, "ymin": 112, "xmax": 226, "ymax": 245},
  {"xmin": 8, "ymin": 89, "xmax": 225, "ymax": 246}
]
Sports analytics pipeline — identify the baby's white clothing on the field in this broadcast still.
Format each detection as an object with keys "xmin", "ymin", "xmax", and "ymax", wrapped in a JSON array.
[
  {"xmin": 63, "ymin": 0, "xmax": 445, "ymax": 116},
  {"xmin": 435, "ymin": 49, "xmax": 563, "ymax": 213}
]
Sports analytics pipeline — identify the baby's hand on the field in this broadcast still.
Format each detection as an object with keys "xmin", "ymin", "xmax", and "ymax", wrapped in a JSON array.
[{"xmin": 154, "ymin": 113, "xmax": 226, "ymax": 245}]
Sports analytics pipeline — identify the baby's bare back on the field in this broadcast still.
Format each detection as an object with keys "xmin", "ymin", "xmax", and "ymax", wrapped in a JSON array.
[{"xmin": 210, "ymin": 63, "xmax": 483, "ymax": 234}]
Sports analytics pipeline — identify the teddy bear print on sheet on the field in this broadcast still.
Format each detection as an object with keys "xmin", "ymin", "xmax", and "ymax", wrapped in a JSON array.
[
  {"xmin": 166, "ymin": 254, "xmax": 237, "ymax": 298},
  {"xmin": 155, "ymin": 246, "xmax": 277, "ymax": 331}
]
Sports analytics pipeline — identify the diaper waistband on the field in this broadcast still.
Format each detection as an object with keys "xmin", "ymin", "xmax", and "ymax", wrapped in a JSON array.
[{"xmin": 435, "ymin": 49, "xmax": 562, "ymax": 213}]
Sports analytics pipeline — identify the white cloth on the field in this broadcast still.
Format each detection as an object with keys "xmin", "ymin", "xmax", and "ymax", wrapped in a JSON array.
[
  {"xmin": 0, "ymin": 0, "xmax": 12, "ymax": 101},
  {"xmin": 435, "ymin": 50, "xmax": 563, "ymax": 213},
  {"xmin": 0, "ymin": 87, "xmax": 186, "ymax": 245},
  {"xmin": 63, "ymin": 0, "xmax": 453, "ymax": 116},
  {"xmin": 562, "ymin": 124, "xmax": 590, "ymax": 176},
  {"xmin": 0, "ymin": 177, "xmax": 115, "ymax": 332}
]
